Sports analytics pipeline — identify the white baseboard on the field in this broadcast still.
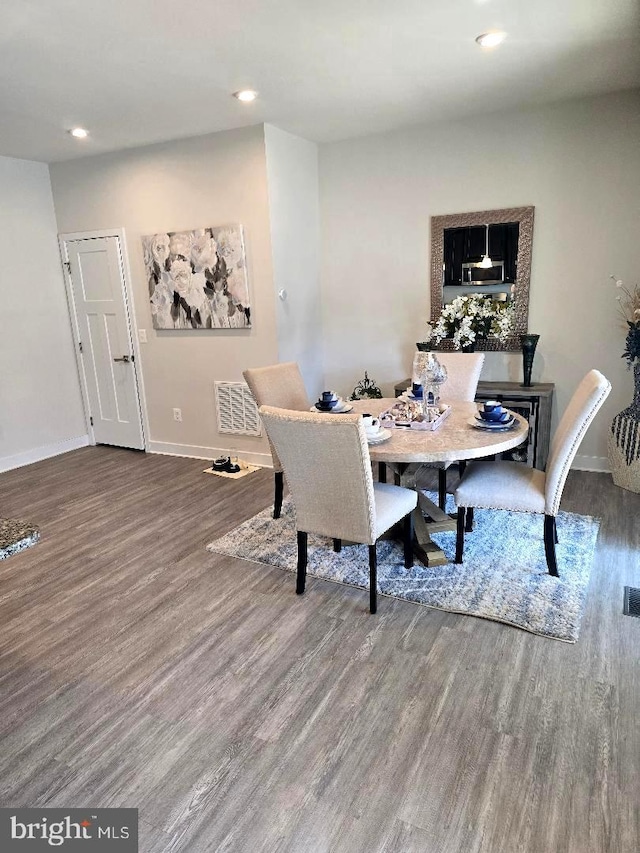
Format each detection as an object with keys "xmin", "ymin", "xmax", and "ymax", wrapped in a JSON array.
[
  {"xmin": 573, "ymin": 454, "xmax": 610, "ymax": 473},
  {"xmin": 0, "ymin": 435, "xmax": 90, "ymax": 473},
  {"xmin": 148, "ymin": 440, "xmax": 273, "ymax": 468}
]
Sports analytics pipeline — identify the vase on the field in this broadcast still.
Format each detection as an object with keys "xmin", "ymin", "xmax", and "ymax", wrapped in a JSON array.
[
  {"xmin": 520, "ymin": 334, "xmax": 540, "ymax": 387},
  {"xmin": 608, "ymin": 361, "xmax": 640, "ymax": 493},
  {"xmin": 419, "ymin": 352, "xmax": 448, "ymax": 405},
  {"xmin": 416, "ymin": 341, "xmax": 432, "ymax": 352},
  {"xmin": 461, "ymin": 343, "xmax": 476, "ymax": 353}
]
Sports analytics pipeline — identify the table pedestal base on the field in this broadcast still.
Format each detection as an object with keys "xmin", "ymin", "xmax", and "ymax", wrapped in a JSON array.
[{"xmin": 385, "ymin": 463, "xmax": 456, "ymax": 567}]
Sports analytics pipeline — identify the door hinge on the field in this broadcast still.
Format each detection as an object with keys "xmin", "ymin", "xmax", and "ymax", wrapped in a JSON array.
[
  {"xmin": 64, "ymin": 261, "xmax": 71, "ymax": 273},
  {"xmin": 90, "ymin": 416, "xmax": 94, "ymax": 426},
  {"xmin": 78, "ymin": 341, "xmax": 83, "ymax": 353}
]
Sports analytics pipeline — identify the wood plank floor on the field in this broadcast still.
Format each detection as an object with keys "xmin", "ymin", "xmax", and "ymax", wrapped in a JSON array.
[{"xmin": 0, "ymin": 446, "xmax": 638, "ymax": 852}]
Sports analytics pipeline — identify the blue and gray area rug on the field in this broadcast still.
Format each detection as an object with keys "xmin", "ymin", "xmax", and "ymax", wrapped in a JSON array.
[
  {"xmin": 207, "ymin": 497, "xmax": 600, "ymax": 642},
  {"xmin": 0, "ymin": 518, "xmax": 40, "ymax": 561}
]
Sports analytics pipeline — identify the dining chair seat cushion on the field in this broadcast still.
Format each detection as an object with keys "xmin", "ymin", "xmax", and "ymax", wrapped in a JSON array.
[
  {"xmin": 455, "ymin": 461, "xmax": 546, "ymax": 514},
  {"xmin": 373, "ymin": 483, "xmax": 418, "ymax": 540}
]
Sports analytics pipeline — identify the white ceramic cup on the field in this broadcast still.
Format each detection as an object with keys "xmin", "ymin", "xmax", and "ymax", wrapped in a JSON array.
[{"xmin": 362, "ymin": 414, "xmax": 380, "ymax": 434}]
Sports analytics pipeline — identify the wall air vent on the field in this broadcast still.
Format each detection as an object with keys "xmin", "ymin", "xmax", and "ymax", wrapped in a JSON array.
[
  {"xmin": 215, "ymin": 381, "xmax": 261, "ymax": 437},
  {"xmin": 623, "ymin": 586, "xmax": 640, "ymax": 618}
]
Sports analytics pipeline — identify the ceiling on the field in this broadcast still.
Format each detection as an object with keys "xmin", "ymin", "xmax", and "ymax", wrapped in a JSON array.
[{"xmin": 2, "ymin": 0, "xmax": 639, "ymax": 163}]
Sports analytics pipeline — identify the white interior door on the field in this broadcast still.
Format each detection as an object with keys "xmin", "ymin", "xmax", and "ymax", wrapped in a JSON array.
[{"xmin": 64, "ymin": 236, "xmax": 145, "ymax": 449}]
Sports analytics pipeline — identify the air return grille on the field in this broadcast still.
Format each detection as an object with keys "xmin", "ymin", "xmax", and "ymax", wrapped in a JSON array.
[
  {"xmin": 623, "ymin": 587, "xmax": 640, "ymax": 618},
  {"xmin": 215, "ymin": 382, "xmax": 261, "ymax": 437}
]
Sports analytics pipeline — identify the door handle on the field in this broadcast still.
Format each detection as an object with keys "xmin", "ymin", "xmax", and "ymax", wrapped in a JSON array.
[{"xmin": 113, "ymin": 355, "xmax": 132, "ymax": 363}]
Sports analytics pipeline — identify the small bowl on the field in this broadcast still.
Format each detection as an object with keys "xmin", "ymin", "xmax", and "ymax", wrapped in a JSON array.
[
  {"xmin": 316, "ymin": 399, "xmax": 338, "ymax": 411},
  {"xmin": 479, "ymin": 409, "xmax": 510, "ymax": 423}
]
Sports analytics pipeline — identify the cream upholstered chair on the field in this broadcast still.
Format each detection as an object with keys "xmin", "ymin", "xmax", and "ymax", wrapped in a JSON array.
[
  {"xmin": 454, "ymin": 369, "xmax": 611, "ymax": 575},
  {"xmin": 259, "ymin": 405, "xmax": 418, "ymax": 614},
  {"xmin": 437, "ymin": 352, "xmax": 485, "ymax": 405},
  {"xmin": 243, "ymin": 362, "xmax": 310, "ymax": 519},
  {"xmin": 420, "ymin": 352, "xmax": 485, "ymax": 509}
]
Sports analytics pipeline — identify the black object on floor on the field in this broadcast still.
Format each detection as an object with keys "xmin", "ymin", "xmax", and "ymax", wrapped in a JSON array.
[{"xmin": 211, "ymin": 456, "xmax": 241, "ymax": 473}]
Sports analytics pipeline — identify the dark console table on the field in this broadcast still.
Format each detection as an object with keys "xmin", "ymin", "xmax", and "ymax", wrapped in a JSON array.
[{"xmin": 394, "ymin": 379, "xmax": 554, "ymax": 470}]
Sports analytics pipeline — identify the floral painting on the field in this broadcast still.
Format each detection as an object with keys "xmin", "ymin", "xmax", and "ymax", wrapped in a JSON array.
[{"xmin": 142, "ymin": 224, "xmax": 251, "ymax": 329}]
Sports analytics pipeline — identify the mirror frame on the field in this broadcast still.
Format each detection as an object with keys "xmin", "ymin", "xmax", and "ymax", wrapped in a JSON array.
[{"xmin": 430, "ymin": 206, "xmax": 535, "ymax": 351}]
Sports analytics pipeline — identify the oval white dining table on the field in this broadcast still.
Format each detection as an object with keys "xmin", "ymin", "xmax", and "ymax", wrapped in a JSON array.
[{"xmin": 348, "ymin": 399, "xmax": 529, "ymax": 565}]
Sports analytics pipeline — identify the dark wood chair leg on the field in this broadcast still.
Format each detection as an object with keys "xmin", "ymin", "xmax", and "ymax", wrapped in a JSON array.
[
  {"xmin": 403, "ymin": 512, "xmax": 414, "ymax": 569},
  {"xmin": 438, "ymin": 468, "xmax": 447, "ymax": 511},
  {"xmin": 544, "ymin": 514, "xmax": 559, "ymax": 577},
  {"xmin": 378, "ymin": 462, "xmax": 387, "ymax": 483},
  {"xmin": 455, "ymin": 507, "xmax": 465, "ymax": 563},
  {"xmin": 333, "ymin": 538, "xmax": 342, "ymax": 552},
  {"xmin": 554, "ymin": 517, "xmax": 559, "ymax": 544},
  {"xmin": 465, "ymin": 506, "xmax": 474, "ymax": 532},
  {"xmin": 296, "ymin": 531, "xmax": 308, "ymax": 593},
  {"xmin": 369, "ymin": 544, "xmax": 378, "ymax": 614},
  {"xmin": 273, "ymin": 471, "xmax": 284, "ymax": 519}
]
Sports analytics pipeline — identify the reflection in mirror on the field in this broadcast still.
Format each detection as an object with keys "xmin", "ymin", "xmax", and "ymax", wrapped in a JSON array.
[{"xmin": 430, "ymin": 207, "xmax": 534, "ymax": 351}]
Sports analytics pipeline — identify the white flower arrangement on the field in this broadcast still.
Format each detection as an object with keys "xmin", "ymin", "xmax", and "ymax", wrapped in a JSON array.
[{"xmin": 427, "ymin": 294, "xmax": 515, "ymax": 349}]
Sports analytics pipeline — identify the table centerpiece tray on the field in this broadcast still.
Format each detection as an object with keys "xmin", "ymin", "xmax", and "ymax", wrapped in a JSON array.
[{"xmin": 379, "ymin": 403, "xmax": 451, "ymax": 432}]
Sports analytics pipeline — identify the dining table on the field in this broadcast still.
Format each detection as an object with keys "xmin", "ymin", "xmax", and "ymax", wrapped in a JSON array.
[{"xmin": 348, "ymin": 398, "xmax": 529, "ymax": 566}]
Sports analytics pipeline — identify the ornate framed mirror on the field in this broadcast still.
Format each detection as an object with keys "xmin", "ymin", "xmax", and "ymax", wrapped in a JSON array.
[{"xmin": 429, "ymin": 206, "xmax": 535, "ymax": 351}]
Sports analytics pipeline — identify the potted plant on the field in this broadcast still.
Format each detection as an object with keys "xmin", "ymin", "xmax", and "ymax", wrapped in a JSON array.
[
  {"xmin": 426, "ymin": 294, "xmax": 514, "ymax": 351},
  {"xmin": 607, "ymin": 276, "xmax": 640, "ymax": 492}
]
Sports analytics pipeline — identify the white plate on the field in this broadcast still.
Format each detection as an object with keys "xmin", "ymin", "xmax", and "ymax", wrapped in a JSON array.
[
  {"xmin": 310, "ymin": 403, "xmax": 353, "ymax": 414},
  {"xmin": 367, "ymin": 427, "xmax": 392, "ymax": 444},
  {"xmin": 469, "ymin": 416, "xmax": 517, "ymax": 432}
]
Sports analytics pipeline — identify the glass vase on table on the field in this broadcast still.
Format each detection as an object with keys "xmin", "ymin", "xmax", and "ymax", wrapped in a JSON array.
[{"xmin": 420, "ymin": 352, "xmax": 448, "ymax": 406}]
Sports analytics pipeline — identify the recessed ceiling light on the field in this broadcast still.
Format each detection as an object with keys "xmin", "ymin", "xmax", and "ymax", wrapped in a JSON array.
[
  {"xmin": 475, "ymin": 31, "xmax": 507, "ymax": 48},
  {"xmin": 233, "ymin": 90, "xmax": 258, "ymax": 103},
  {"xmin": 69, "ymin": 127, "xmax": 89, "ymax": 139}
]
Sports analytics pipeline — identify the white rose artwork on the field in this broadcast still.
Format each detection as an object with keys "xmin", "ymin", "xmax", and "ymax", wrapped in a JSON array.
[{"xmin": 142, "ymin": 225, "xmax": 251, "ymax": 329}]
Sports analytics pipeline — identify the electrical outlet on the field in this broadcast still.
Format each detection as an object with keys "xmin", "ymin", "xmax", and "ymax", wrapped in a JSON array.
[
  {"xmin": 173, "ymin": 408, "xmax": 182, "ymax": 422},
  {"xmin": 138, "ymin": 328, "xmax": 147, "ymax": 343}
]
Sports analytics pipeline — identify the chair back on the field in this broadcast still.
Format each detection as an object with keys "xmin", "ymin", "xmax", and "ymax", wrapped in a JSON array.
[
  {"xmin": 437, "ymin": 352, "xmax": 485, "ymax": 402},
  {"xmin": 259, "ymin": 406, "xmax": 377, "ymax": 544},
  {"xmin": 544, "ymin": 369, "xmax": 611, "ymax": 515},
  {"xmin": 243, "ymin": 363, "xmax": 310, "ymax": 472}
]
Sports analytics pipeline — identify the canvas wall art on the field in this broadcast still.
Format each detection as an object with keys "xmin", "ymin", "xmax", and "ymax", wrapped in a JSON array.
[{"xmin": 142, "ymin": 224, "xmax": 251, "ymax": 329}]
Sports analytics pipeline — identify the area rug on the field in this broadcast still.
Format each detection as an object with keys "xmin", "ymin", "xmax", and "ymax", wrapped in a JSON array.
[
  {"xmin": 207, "ymin": 497, "xmax": 601, "ymax": 642},
  {"xmin": 0, "ymin": 518, "xmax": 40, "ymax": 561}
]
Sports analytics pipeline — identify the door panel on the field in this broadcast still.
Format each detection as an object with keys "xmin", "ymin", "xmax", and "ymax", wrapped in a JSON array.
[{"xmin": 66, "ymin": 236, "xmax": 144, "ymax": 449}]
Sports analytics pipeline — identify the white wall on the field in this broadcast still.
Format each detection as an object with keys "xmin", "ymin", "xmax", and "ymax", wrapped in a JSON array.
[
  {"xmin": 319, "ymin": 91, "xmax": 640, "ymax": 467},
  {"xmin": 264, "ymin": 125, "xmax": 323, "ymax": 398},
  {"xmin": 0, "ymin": 155, "xmax": 86, "ymax": 472},
  {"xmin": 50, "ymin": 126, "xmax": 279, "ymax": 463}
]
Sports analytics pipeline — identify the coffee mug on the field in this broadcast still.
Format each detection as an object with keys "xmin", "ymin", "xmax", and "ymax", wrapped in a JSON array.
[
  {"xmin": 483, "ymin": 400, "xmax": 502, "ymax": 412},
  {"xmin": 322, "ymin": 390, "xmax": 337, "ymax": 402},
  {"xmin": 362, "ymin": 414, "xmax": 380, "ymax": 434}
]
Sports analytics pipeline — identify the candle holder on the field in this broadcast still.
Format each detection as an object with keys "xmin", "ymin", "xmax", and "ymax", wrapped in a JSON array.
[{"xmin": 520, "ymin": 334, "xmax": 540, "ymax": 387}]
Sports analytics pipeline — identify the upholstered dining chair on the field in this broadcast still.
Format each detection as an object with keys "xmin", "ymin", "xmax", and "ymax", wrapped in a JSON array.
[
  {"xmin": 243, "ymin": 362, "xmax": 310, "ymax": 518},
  {"xmin": 259, "ymin": 406, "xmax": 418, "ymax": 614},
  {"xmin": 454, "ymin": 369, "xmax": 611, "ymax": 575},
  {"xmin": 420, "ymin": 352, "xmax": 485, "ymax": 509}
]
